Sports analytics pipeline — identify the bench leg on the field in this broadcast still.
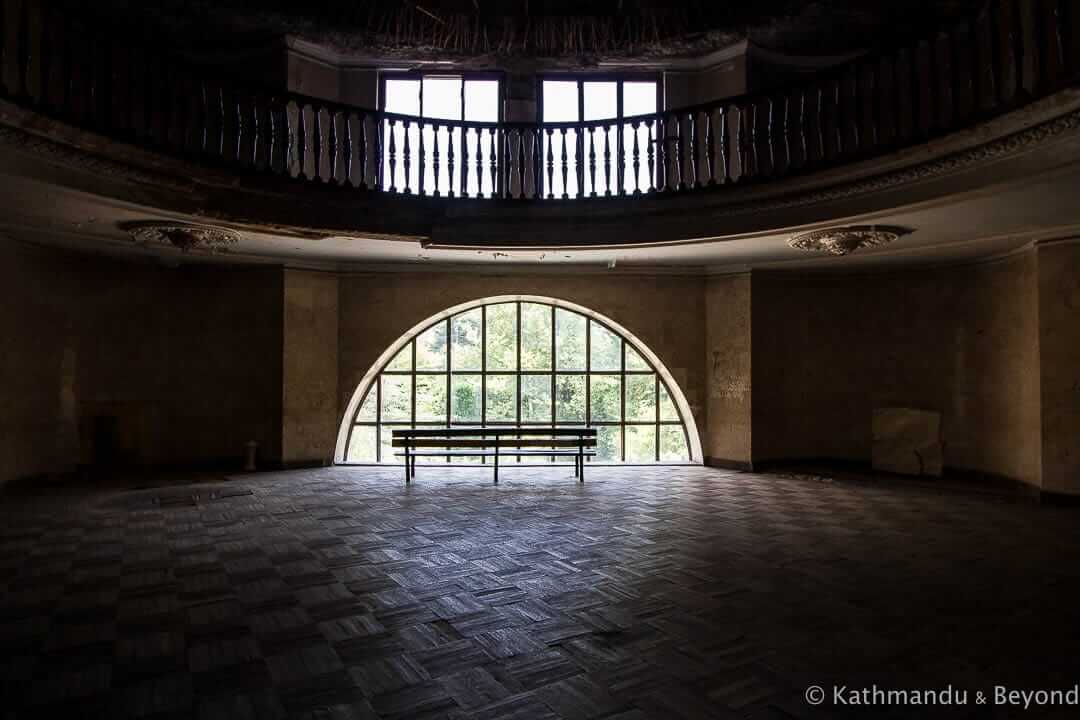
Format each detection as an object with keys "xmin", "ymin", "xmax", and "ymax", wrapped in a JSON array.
[
  {"xmin": 404, "ymin": 447, "xmax": 411, "ymax": 484},
  {"xmin": 578, "ymin": 444, "xmax": 584, "ymax": 483},
  {"xmin": 493, "ymin": 449, "xmax": 499, "ymax": 485},
  {"xmin": 411, "ymin": 454, "xmax": 417, "ymax": 479}
]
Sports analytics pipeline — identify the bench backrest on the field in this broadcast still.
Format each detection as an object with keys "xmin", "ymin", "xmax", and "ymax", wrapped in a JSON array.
[{"xmin": 393, "ymin": 427, "xmax": 596, "ymax": 438}]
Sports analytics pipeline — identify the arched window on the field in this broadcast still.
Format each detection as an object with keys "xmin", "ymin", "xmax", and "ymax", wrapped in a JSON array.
[{"xmin": 336, "ymin": 297, "xmax": 699, "ymax": 464}]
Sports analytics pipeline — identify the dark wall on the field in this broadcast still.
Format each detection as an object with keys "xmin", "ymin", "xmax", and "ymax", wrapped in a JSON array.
[{"xmin": 0, "ymin": 240, "xmax": 283, "ymax": 485}]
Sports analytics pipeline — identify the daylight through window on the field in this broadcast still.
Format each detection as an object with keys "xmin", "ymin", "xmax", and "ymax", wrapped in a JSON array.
[{"xmin": 343, "ymin": 300, "xmax": 691, "ymax": 464}]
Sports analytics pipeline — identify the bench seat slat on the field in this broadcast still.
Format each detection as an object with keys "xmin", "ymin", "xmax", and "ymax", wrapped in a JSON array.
[{"xmin": 395, "ymin": 450, "xmax": 597, "ymax": 458}]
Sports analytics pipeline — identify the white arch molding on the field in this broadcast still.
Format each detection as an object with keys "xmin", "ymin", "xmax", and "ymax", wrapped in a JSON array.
[{"xmin": 334, "ymin": 294, "xmax": 704, "ymax": 464}]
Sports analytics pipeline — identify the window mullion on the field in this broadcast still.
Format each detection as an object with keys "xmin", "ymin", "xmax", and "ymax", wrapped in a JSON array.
[
  {"xmin": 620, "ymin": 337, "xmax": 627, "ymax": 463},
  {"xmin": 376, "ymin": 375, "xmax": 382, "ymax": 463},
  {"xmin": 445, "ymin": 319, "xmax": 451, "ymax": 462},
  {"xmin": 481, "ymin": 305, "xmax": 487, "ymax": 463}
]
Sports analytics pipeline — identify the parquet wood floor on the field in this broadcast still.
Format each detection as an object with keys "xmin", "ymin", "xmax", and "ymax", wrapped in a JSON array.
[{"xmin": 2, "ymin": 465, "xmax": 1079, "ymax": 719}]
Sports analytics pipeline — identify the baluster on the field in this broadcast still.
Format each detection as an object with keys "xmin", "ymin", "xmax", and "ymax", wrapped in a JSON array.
[
  {"xmin": 447, "ymin": 125, "xmax": 456, "ymax": 197},
  {"xmin": 672, "ymin": 115, "xmax": 684, "ymax": 189},
  {"xmin": 489, "ymin": 129, "xmax": 497, "ymax": 198},
  {"xmin": 779, "ymin": 95, "xmax": 791, "ymax": 175},
  {"xmin": 387, "ymin": 118, "xmax": 397, "ymax": 192},
  {"xmin": 719, "ymin": 107, "xmax": 731, "ymax": 182},
  {"xmin": 517, "ymin": 129, "xmax": 526, "ymax": 199},
  {"xmin": 631, "ymin": 120, "xmax": 641, "ymax": 193},
  {"xmin": 375, "ymin": 114, "xmax": 384, "ymax": 189},
  {"xmin": 689, "ymin": 111, "xmax": 700, "ymax": 187},
  {"xmin": 329, "ymin": 110, "xmax": 339, "ymax": 183},
  {"xmin": 233, "ymin": 92, "xmax": 244, "ymax": 165},
  {"xmin": 402, "ymin": 118, "xmax": 411, "ymax": 193},
  {"xmin": 295, "ymin": 103, "xmax": 308, "ymax": 177},
  {"xmin": 417, "ymin": 119, "xmax": 426, "ymax": 195},
  {"xmin": 15, "ymin": 0, "xmax": 30, "ymax": 99},
  {"xmin": 459, "ymin": 125, "xmax": 468, "ymax": 197},
  {"xmin": 792, "ymin": 92, "xmax": 806, "ymax": 169},
  {"xmin": 1043, "ymin": 0, "xmax": 1065, "ymax": 90},
  {"xmin": 39, "ymin": 5, "xmax": 52, "ymax": 109},
  {"xmin": 747, "ymin": 103, "xmax": 758, "ymax": 179},
  {"xmin": 357, "ymin": 113, "xmax": 368, "ymax": 189},
  {"xmin": 603, "ymin": 125, "xmax": 612, "ymax": 196},
  {"xmin": 646, "ymin": 121, "xmax": 656, "ymax": 192},
  {"xmin": 425, "ymin": 124, "xmax": 434, "ymax": 195},
  {"xmin": 657, "ymin": 116, "xmax": 667, "ymax": 191},
  {"xmin": 505, "ymin": 129, "xmax": 515, "ymax": 198},
  {"xmin": 559, "ymin": 128, "xmax": 569, "ymax": 199},
  {"xmin": 249, "ymin": 95, "xmax": 259, "ymax": 166},
  {"xmin": 343, "ymin": 112, "xmax": 353, "ymax": 185},
  {"xmin": 575, "ymin": 127, "xmax": 584, "ymax": 199},
  {"xmin": 475, "ymin": 127, "xmax": 484, "ymax": 197},
  {"xmin": 313, "ymin": 107, "xmax": 323, "ymax": 180},
  {"xmin": 704, "ymin": 112, "xmax": 716, "ymax": 185},
  {"xmin": 283, "ymin": 101, "xmax": 295, "ymax": 176},
  {"xmin": 545, "ymin": 128, "xmax": 554, "ymax": 199},
  {"xmin": 532, "ymin": 129, "xmax": 542, "ymax": 199},
  {"xmin": 271, "ymin": 99, "xmax": 284, "ymax": 173},
  {"xmin": 196, "ymin": 81, "xmax": 208, "ymax": 155},
  {"xmin": 587, "ymin": 127, "xmax": 597, "ymax": 197}
]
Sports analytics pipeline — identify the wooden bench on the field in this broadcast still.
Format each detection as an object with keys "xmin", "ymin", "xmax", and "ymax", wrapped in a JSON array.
[{"xmin": 392, "ymin": 427, "xmax": 597, "ymax": 484}]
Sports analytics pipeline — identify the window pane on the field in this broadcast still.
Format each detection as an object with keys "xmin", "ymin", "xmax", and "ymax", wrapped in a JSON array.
[
  {"xmin": 626, "ymin": 425, "xmax": 657, "ymax": 462},
  {"xmin": 451, "ymin": 309, "xmax": 482, "ymax": 371},
  {"xmin": 583, "ymin": 81, "xmax": 617, "ymax": 121},
  {"xmin": 625, "ymin": 344, "xmax": 650, "ymax": 371},
  {"xmin": 451, "ymin": 374, "xmax": 481, "ymax": 422},
  {"xmin": 384, "ymin": 78, "xmax": 420, "ymax": 114},
  {"xmin": 555, "ymin": 309, "xmax": 586, "ymax": 370},
  {"xmin": 346, "ymin": 426, "xmax": 377, "ymax": 462},
  {"xmin": 416, "ymin": 375, "xmax": 447, "ymax": 422},
  {"xmin": 486, "ymin": 375, "xmax": 517, "ymax": 422},
  {"xmin": 486, "ymin": 303, "xmax": 517, "ymax": 370},
  {"xmin": 386, "ymin": 343, "xmax": 412, "ymax": 371},
  {"xmin": 380, "ymin": 425, "xmax": 407, "ymax": 464},
  {"xmin": 416, "ymin": 322, "xmax": 447, "ymax": 370},
  {"xmin": 555, "ymin": 374, "xmax": 586, "ymax": 422},
  {"xmin": 543, "ymin": 81, "xmax": 579, "ymax": 122},
  {"xmin": 590, "ymin": 322, "xmax": 621, "ymax": 371},
  {"xmin": 625, "ymin": 375, "xmax": 656, "ymax": 421},
  {"xmin": 660, "ymin": 425, "xmax": 689, "ymax": 461},
  {"xmin": 464, "ymin": 80, "xmax": 499, "ymax": 122},
  {"xmin": 521, "ymin": 303, "xmax": 552, "ymax": 370},
  {"xmin": 521, "ymin": 375, "xmax": 553, "ymax": 423},
  {"xmin": 381, "ymin": 376, "xmax": 411, "ymax": 421},
  {"xmin": 659, "ymin": 384, "xmax": 679, "ymax": 421},
  {"xmin": 590, "ymin": 375, "xmax": 621, "ymax": 421},
  {"xmin": 422, "ymin": 76, "xmax": 462, "ymax": 120},
  {"xmin": 596, "ymin": 426, "xmax": 620, "ymax": 462},
  {"xmin": 356, "ymin": 390, "xmax": 377, "ymax": 422}
]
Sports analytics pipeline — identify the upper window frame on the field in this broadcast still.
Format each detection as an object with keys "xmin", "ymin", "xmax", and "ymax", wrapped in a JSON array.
[
  {"xmin": 378, "ymin": 70, "xmax": 506, "ymax": 122},
  {"xmin": 536, "ymin": 72, "xmax": 663, "ymax": 125}
]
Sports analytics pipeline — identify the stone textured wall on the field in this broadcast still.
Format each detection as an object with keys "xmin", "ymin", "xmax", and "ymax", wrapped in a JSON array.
[
  {"xmin": 337, "ymin": 272, "xmax": 707, "ymax": 452},
  {"xmin": 750, "ymin": 252, "xmax": 1043, "ymax": 487},
  {"xmin": 1037, "ymin": 241, "xmax": 1080, "ymax": 494},
  {"xmin": 283, "ymin": 270, "xmax": 339, "ymax": 466},
  {"xmin": 704, "ymin": 273, "xmax": 752, "ymax": 467},
  {"xmin": 0, "ymin": 241, "xmax": 283, "ymax": 486}
]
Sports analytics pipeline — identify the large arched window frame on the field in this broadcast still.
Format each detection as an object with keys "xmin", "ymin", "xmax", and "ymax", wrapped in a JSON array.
[{"xmin": 335, "ymin": 296, "xmax": 702, "ymax": 464}]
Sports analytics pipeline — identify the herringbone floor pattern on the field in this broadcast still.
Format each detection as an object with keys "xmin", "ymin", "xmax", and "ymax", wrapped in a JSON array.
[{"xmin": 2, "ymin": 465, "xmax": 1079, "ymax": 719}]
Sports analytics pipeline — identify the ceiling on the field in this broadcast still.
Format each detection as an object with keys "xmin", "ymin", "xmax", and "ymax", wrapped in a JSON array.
[{"xmin": 69, "ymin": 0, "xmax": 985, "ymax": 68}]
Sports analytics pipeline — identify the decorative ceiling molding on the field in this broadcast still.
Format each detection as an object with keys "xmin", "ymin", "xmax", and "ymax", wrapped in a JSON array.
[
  {"xmin": 788, "ymin": 225, "xmax": 912, "ymax": 256},
  {"xmin": 121, "ymin": 221, "xmax": 241, "ymax": 253}
]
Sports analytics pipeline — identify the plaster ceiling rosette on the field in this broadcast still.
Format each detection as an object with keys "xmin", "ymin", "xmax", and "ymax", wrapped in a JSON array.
[
  {"xmin": 788, "ymin": 225, "xmax": 912, "ymax": 256},
  {"xmin": 121, "ymin": 221, "xmax": 241, "ymax": 253}
]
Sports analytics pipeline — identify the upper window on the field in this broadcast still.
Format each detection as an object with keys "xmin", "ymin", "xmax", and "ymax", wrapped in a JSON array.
[
  {"xmin": 540, "ymin": 76, "xmax": 659, "ymax": 198},
  {"xmin": 380, "ymin": 73, "xmax": 501, "ymax": 197},
  {"xmin": 340, "ymin": 299, "xmax": 692, "ymax": 465}
]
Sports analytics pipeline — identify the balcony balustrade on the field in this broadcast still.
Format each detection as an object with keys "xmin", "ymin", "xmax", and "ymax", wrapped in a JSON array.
[{"xmin": 0, "ymin": 0, "xmax": 1077, "ymax": 201}]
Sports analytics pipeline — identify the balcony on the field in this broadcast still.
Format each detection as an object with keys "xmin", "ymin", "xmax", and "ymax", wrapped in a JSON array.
[{"xmin": 1, "ymin": 0, "xmax": 1079, "ymax": 254}]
